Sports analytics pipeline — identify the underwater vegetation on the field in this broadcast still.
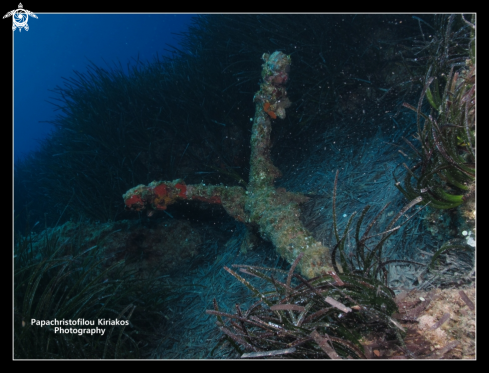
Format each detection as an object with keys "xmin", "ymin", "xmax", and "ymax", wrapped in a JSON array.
[
  {"xmin": 391, "ymin": 15, "xmax": 476, "ymax": 273},
  {"xmin": 206, "ymin": 171, "xmax": 429, "ymax": 359},
  {"xmin": 394, "ymin": 14, "xmax": 475, "ymax": 209},
  {"xmin": 14, "ymin": 218, "xmax": 177, "ymax": 358},
  {"xmin": 330, "ymin": 171, "xmax": 426, "ymax": 284},
  {"xmin": 207, "ymin": 256, "xmax": 398, "ymax": 359}
]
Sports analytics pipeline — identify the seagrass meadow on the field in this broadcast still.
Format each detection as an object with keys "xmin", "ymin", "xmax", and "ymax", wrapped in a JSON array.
[{"xmin": 14, "ymin": 14, "xmax": 475, "ymax": 359}]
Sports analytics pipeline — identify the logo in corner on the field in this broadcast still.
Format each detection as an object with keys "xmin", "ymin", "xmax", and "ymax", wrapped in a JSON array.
[{"xmin": 3, "ymin": 3, "xmax": 37, "ymax": 32}]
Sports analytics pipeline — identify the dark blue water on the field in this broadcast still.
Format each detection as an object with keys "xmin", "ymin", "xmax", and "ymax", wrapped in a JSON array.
[{"xmin": 13, "ymin": 13, "xmax": 193, "ymax": 162}]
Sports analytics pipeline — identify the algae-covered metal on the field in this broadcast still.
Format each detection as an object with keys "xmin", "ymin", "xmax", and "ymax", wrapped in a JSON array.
[{"xmin": 123, "ymin": 51, "xmax": 333, "ymax": 278}]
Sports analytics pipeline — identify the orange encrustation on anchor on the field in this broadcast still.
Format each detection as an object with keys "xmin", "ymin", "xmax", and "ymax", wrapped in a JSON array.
[{"xmin": 263, "ymin": 102, "xmax": 277, "ymax": 119}]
